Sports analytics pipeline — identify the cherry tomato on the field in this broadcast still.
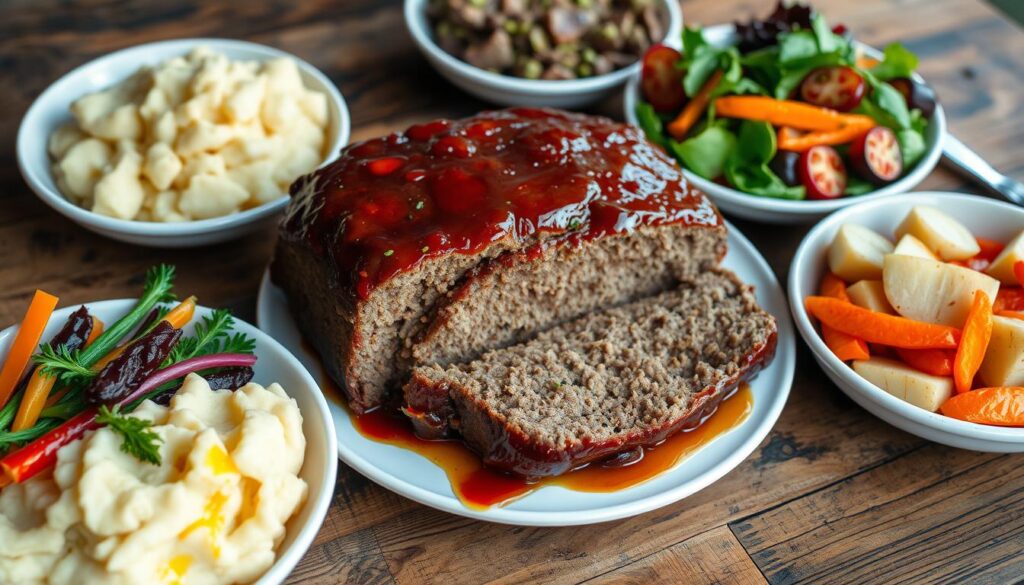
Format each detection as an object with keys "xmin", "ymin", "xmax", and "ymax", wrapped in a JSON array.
[
  {"xmin": 799, "ymin": 145, "xmax": 847, "ymax": 199},
  {"xmin": 799, "ymin": 66, "xmax": 866, "ymax": 112},
  {"xmin": 850, "ymin": 126, "xmax": 903, "ymax": 185},
  {"xmin": 640, "ymin": 44, "xmax": 686, "ymax": 113}
]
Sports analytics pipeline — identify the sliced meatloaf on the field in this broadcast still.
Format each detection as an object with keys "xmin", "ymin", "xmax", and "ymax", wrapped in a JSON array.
[
  {"xmin": 403, "ymin": 270, "xmax": 777, "ymax": 478},
  {"xmin": 274, "ymin": 108, "xmax": 724, "ymax": 412}
]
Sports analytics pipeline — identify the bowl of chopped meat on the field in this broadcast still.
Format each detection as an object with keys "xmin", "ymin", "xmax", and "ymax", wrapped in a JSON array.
[{"xmin": 405, "ymin": 0, "xmax": 682, "ymax": 108}]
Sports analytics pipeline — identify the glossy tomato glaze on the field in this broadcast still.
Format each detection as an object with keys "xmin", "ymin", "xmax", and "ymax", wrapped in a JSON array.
[{"xmin": 279, "ymin": 108, "xmax": 720, "ymax": 300}]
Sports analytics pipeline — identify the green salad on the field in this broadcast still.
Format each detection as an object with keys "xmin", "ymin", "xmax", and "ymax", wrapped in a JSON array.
[{"xmin": 635, "ymin": 2, "xmax": 937, "ymax": 201}]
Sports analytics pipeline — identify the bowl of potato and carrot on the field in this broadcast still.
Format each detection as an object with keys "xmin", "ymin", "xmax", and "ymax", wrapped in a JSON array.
[{"xmin": 789, "ymin": 193, "xmax": 1024, "ymax": 451}]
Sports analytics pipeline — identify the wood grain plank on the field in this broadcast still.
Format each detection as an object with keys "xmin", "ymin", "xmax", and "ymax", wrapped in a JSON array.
[
  {"xmin": 584, "ymin": 525, "xmax": 767, "ymax": 585},
  {"xmin": 286, "ymin": 526, "xmax": 395, "ymax": 585},
  {"xmin": 731, "ymin": 446, "xmax": 1024, "ymax": 584}
]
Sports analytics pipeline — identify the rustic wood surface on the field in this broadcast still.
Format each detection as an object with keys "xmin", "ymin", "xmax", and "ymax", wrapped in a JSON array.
[{"xmin": 2, "ymin": 0, "xmax": 1022, "ymax": 583}]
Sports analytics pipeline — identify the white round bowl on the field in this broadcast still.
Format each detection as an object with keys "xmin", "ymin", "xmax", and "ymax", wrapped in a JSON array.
[
  {"xmin": 788, "ymin": 192, "xmax": 1024, "ymax": 452},
  {"xmin": 624, "ymin": 24, "xmax": 946, "ymax": 224},
  {"xmin": 404, "ymin": 0, "xmax": 682, "ymax": 108},
  {"xmin": 17, "ymin": 38, "xmax": 351, "ymax": 248},
  {"xmin": 0, "ymin": 300, "xmax": 337, "ymax": 583}
]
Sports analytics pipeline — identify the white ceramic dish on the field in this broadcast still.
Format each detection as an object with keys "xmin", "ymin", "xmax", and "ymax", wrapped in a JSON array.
[
  {"xmin": 257, "ymin": 221, "xmax": 795, "ymax": 526},
  {"xmin": 789, "ymin": 192, "xmax": 1024, "ymax": 452},
  {"xmin": 17, "ymin": 38, "xmax": 351, "ymax": 248},
  {"xmin": 0, "ymin": 300, "xmax": 338, "ymax": 583},
  {"xmin": 623, "ymin": 24, "xmax": 946, "ymax": 224},
  {"xmin": 404, "ymin": 0, "xmax": 682, "ymax": 108}
]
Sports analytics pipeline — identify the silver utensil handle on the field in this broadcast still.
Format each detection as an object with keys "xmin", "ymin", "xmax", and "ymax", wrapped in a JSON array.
[{"xmin": 942, "ymin": 134, "xmax": 1024, "ymax": 205}]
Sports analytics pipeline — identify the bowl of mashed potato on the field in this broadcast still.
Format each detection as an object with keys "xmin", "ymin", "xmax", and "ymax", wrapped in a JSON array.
[
  {"xmin": 17, "ymin": 39, "xmax": 350, "ymax": 248},
  {"xmin": 0, "ymin": 300, "xmax": 338, "ymax": 584}
]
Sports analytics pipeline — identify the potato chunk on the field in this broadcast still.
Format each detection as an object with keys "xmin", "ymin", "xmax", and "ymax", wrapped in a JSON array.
[
  {"xmin": 894, "ymin": 206, "xmax": 980, "ymax": 261},
  {"xmin": 978, "ymin": 316, "xmax": 1024, "ymax": 387},
  {"xmin": 853, "ymin": 357, "xmax": 953, "ymax": 412},
  {"xmin": 985, "ymin": 230, "xmax": 1024, "ymax": 285},
  {"xmin": 828, "ymin": 224, "xmax": 894, "ymax": 283},
  {"xmin": 892, "ymin": 234, "xmax": 938, "ymax": 260},
  {"xmin": 883, "ymin": 254, "xmax": 1000, "ymax": 327},
  {"xmin": 847, "ymin": 280, "xmax": 896, "ymax": 314}
]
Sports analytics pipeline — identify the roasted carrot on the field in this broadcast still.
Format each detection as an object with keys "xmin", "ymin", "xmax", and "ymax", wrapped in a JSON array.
[
  {"xmin": 998, "ymin": 310, "xmax": 1024, "ymax": 320},
  {"xmin": 896, "ymin": 348, "xmax": 955, "ymax": 377},
  {"xmin": 954, "ymin": 290, "xmax": 994, "ymax": 394},
  {"xmin": 86, "ymin": 317, "xmax": 104, "ymax": 345},
  {"xmin": 1014, "ymin": 261, "xmax": 1024, "ymax": 288},
  {"xmin": 805, "ymin": 296, "xmax": 961, "ymax": 349},
  {"xmin": 856, "ymin": 56, "xmax": 881, "ymax": 69},
  {"xmin": 163, "ymin": 296, "xmax": 197, "ymax": 329},
  {"xmin": 667, "ymin": 70, "xmax": 723, "ymax": 140},
  {"xmin": 777, "ymin": 124, "xmax": 873, "ymax": 152},
  {"xmin": 994, "ymin": 287, "xmax": 1024, "ymax": 313},
  {"xmin": 817, "ymin": 273, "xmax": 869, "ymax": 361},
  {"xmin": 940, "ymin": 387, "xmax": 1024, "ymax": 426},
  {"xmin": 713, "ymin": 96, "xmax": 876, "ymax": 132},
  {"xmin": 0, "ymin": 291, "xmax": 59, "ymax": 409}
]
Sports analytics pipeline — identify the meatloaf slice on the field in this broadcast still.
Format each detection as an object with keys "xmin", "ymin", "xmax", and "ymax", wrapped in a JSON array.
[
  {"xmin": 274, "ymin": 108, "xmax": 722, "ymax": 412},
  {"xmin": 403, "ymin": 269, "xmax": 777, "ymax": 478},
  {"xmin": 411, "ymin": 224, "xmax": 726, "ymax": 369}
]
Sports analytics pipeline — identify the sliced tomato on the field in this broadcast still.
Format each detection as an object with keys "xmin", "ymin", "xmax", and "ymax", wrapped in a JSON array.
[
  {"xmin": 640, "ymin": 44, "xmax": 686, "ymax": 113},
  {"xmin": 799, "ymin": 145, "xmax": 847, "ymax": 200},
  {"xmin": 850, "ymin": 126, "xmax": 902, "ymax": 185},
  {"xmin": 799, "ymin": 66, "xmax": 866, "ymax": 112}
]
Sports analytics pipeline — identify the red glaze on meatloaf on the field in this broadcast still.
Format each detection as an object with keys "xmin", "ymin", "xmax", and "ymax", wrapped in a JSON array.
[{"xmin": 274, "ymin": 108, "xmax": 723, "ymax": 411}]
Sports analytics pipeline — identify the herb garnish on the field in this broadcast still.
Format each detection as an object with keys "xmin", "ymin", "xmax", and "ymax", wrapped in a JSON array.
[{"xmin": 96, "ymin": 405, "xmax": 163, "ymax": 465}]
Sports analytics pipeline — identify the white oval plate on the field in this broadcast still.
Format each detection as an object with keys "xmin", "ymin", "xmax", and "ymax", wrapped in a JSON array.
[
  {"xmin": 257, "ymin": 221, "xmax": 795, "ymax": 526},
  {"xmin": 0, "ymin": 300, "xmax": 337, "ymax": 584}
]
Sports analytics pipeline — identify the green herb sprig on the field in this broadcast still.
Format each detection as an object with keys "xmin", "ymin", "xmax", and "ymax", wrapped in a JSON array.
[{"xmin": 96, "ymin": 405, "xmax": 163, "ymax": 465}]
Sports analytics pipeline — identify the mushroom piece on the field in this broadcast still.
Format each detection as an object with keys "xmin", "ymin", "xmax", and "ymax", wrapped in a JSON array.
[
  {"xmin": 464, "ymin": 29, "xmax": 516, "ymax": 70},
  {"xmin": 545, "ymin": 7, "xmax": 598, "ymax": 45}
]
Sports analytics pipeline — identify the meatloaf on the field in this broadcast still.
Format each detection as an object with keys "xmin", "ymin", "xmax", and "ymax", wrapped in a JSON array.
[
  {"xmin": 273, "ymin": 108, "xmax": 724, "ymax": 412},
  {"xmin": 403, "ymin": 270, "xmax": 778, "ymax": 478}
]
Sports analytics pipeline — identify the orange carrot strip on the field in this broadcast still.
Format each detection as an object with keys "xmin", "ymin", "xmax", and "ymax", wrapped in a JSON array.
[
  {"xmin": 998, "ymin": 310, "xmax": 1024, "ymax": 320},
  {"xmin": 667, "ymin": 70, "xmax": 723, "ymax": 140},
  {"xmin": 13, "ymin": 316, "xmax": 105, "ymax": 432},
  {"xmin": 85, "ymin": 317, "xmax": 104, "ymax": 346},
  {"xmin": 92, "ymin": 346, "xmax": 124, "ymax": 371},
  {"xmin": 817, "ymin": 273, "xmax": 869, "ymax": 361},
  {"xmin": 162, "ymin": 296, "xmax": 197, "ymax": 329},
  {"xmin": 940, "ymin": 387, "xmax": 1024, "ymax": 426},
  {"xmin": 805, "ymin": 296, "xmax": 961, "ymax": 349},
  {"xmin": 995, "ymin": 287, "xmax": 1024, "ymax": 312},
  {"xmin": 1015, "ymin": 261, "xmax": 1024, "ymax": 288},
  {"xmin": 713, "ymin": 96, "xmax": 876, "ymax": 132},
  {"xmin": 976, "ymin": 238, "xmax": 1005, "ymax": 261},
  {"xmin": 896, "ymin": 348, "xmax": 954, "ymax": 377},
  {"xmin": 777, "ymin": 124, "xmax": 873, "ymax": 152},
  {"xmin": 11, "ymin": 372, "xmax": 56, "ymax": 432},
  {"xmin": 44, "ymin": 386, "xmax": 68, "ymax": 409},
  {"xmin": 0, "ymin": 291, "xmax": 59, "ymax": 409},
  {"xmin": 856, "ymin": 56, "xmax": 881, "ymax": 69},
  {"xmin": 954, "ymin": 290, "xmax": 994, "ymax": 394}
]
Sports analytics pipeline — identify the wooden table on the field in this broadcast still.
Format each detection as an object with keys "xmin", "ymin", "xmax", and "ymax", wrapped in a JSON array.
[{"xmin": 2, "ymin": 0, "xmax": 1022, "ymax": 582}]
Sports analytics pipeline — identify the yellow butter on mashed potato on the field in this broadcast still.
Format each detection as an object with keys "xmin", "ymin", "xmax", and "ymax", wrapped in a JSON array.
[
  {"xmin": 49, "ymin": 47, "xmax": 329, "ymax": 222},
  {"xmin": 0, "ymin": 374, "xmax": 307, "ymax": 585}
]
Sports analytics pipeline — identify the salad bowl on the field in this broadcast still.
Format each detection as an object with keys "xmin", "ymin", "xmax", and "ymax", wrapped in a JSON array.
[{"xmin": 624, "ymin": 23, "xmax": 945, "ymax": 224}]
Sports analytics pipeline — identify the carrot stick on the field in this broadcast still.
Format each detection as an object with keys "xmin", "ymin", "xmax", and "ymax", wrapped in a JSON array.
[
  {"xmin": 713, "ymin": 96, "xmax": 876, "ymax": 132},
  {"xmin": 0, "ymin": 291, "xmax": 59, "ymax": 409},
  {"xmin": 1014, "ymin": 261, "xmax": 1024, "ymax": 288},
  {"xmin": 954, "ymin": 290, "xmax": 994, "ymax": 394},
  {"xmin": 805, "ymin": 296, "xmax": 961, "ymax": 349},
  {"xmin": 86, "ymin": 317, "xmax": 104, "ymax": 346},
  {"xmin": 817, "ymin": 273, "xmax": 869, "ymax": 361},
  {"xmin": 998, "ymin": 310, "xmax": 1024, "ymax": 320},
  {"xmin": 667, "ymin": 70, "xmax": 723, "ymax": 140},
  {"xmin": 976, "ymin": 238, "xmax": 1005, "ymax": 261},
  {"xmin": 896, "ymin": 348, "xmax": 954, "ymax": 377},
  {"xmin": 940, "ymin": 387, "xmax": 1024, "ymax": 426},
  {"xmin": 777, "ymin": 124, "xmax": 873, "ymax": 152},
  {"xmin": 162, "ymin": 296, "xmax": 197, "ymax": 329}
]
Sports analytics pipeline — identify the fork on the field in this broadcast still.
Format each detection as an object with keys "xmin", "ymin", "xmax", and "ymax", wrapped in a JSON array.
[{"xmin": 942, "ymin": 134, "xmax": 1024, "ymax": 206}]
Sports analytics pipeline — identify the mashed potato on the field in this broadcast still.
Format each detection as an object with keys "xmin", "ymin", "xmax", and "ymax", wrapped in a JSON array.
[
  {"xmin": 49, "ymin": 47, "xmax": 329, "ymax": 222},
  {"xmin": 0, "ymin": 374, "xmax": 307, "ymax": 585}
]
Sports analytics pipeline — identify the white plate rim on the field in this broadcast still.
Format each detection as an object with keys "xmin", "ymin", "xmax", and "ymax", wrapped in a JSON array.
[{"xmin": 257, "ymin": 221, "xmax": 796, "ymax": 526}]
